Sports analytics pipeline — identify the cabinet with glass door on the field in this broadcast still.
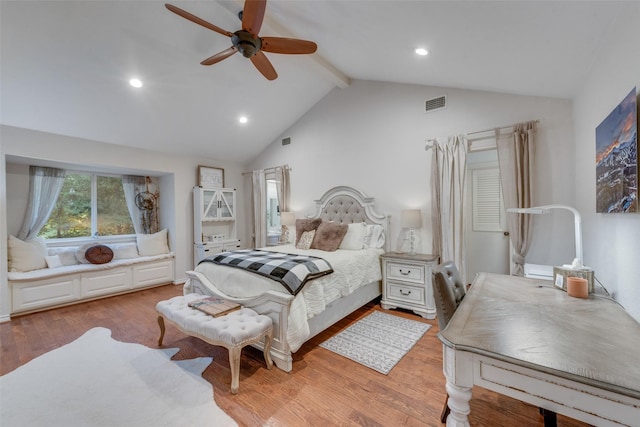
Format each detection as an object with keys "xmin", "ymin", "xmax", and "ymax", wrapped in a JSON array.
[{"xmin": 193, "ymin": 187, "xmax": 240, "ymax": 266}]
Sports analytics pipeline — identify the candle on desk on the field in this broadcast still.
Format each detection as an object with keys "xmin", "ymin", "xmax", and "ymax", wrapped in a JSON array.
[{"xmin": 567, "ymin": 276, "xmax": 588, "ymax": 298}]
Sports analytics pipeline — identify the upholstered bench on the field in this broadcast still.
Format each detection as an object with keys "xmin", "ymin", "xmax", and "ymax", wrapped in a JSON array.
[{"xmin": 156, "ymin": 294, "xmax": 273, "ymax": 394}]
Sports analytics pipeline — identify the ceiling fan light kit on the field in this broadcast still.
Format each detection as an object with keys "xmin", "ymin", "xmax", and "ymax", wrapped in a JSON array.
[{"xmin": 165, "ymin": 0, "xmax": 317, "ymax": 81}]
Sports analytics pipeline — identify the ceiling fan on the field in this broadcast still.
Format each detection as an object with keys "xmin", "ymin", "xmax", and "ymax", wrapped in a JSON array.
[{"xmin": 165, "ymin": 0, "xmax": 317, "ymax": 80}]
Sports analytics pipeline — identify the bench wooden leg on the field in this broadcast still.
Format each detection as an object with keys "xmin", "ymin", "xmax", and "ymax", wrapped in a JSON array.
[
  {"xmin": 440, "ymin": 395, "xmax": 450, "ymax": 423},
  {"xmin": 263, "ymin": 328, "xmax": 274, "ymax": 370},
  {"xmin": 228, "ymin": 346, "xmax": 242, "ymax": 395},
  {"xmin": 157, "ymin": 316, "xmax": 165, "ymax": 346}
]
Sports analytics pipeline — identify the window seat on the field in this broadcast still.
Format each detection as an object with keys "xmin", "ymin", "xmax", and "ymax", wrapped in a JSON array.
[{"xmin": 9, "ymin": 253, "xmax": 175, "ymax": 315}]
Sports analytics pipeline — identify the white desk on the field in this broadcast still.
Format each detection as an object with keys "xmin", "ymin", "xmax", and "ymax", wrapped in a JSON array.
[{"xmin": 438, "ymin": 272, "xmax": 640, "ymax": 427}]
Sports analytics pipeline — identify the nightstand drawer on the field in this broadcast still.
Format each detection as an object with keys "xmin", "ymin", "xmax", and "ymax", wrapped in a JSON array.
[
  {"xmin": 386, "ymin": 282, "xmax": 425, "ymax": 304},
  {"xmin": 386, "ymin": 262, "xmax": 425, "ymax": 284}
]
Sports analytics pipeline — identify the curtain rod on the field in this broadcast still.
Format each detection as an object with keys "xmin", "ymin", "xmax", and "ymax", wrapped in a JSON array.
[
  {"xmin": 466, "ymin": 119, "xmax": 539, "ymax": 136},
  {"xmin": 242, "ymin": 164, "xmax": 291, "ymax": 175},
  {"xmin": 424, "ymin": 119, "xmax": 539, "ymax": 150}
]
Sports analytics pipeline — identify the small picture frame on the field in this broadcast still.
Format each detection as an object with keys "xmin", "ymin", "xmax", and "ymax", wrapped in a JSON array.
[{"xmin": 198, "ymin": 166, "xmax": 224, "ymax": 188}]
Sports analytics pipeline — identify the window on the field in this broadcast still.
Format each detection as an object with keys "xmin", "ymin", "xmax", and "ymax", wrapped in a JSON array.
[{"xmin": 39, "ymin": 172, "xmax": 134, "ymax": 239}]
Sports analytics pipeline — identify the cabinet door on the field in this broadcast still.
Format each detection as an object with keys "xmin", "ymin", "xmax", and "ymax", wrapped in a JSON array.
[
  {"xmin": 202, "ymin": 189, "xmax": 219, "ymax": 220},
  {"xmin": 219, "ymin": 190, "xmax": 235, "ymax": 219},
  {"xmin": 201, "ymin": 188, "xmax": 235, "ymax": 220}
]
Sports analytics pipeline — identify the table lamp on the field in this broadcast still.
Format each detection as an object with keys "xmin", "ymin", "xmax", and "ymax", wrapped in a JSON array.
[
  {"xmin": 401, "ymin": 209, "xmax": 422, "ymax": 256},
  {"xmin": 280, "ymin": 211, "xmax": 295, "ymax": 243}
]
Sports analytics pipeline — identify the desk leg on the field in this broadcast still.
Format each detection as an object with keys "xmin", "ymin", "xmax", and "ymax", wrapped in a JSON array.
[{"xmin": 445, "ymin": 381, "xmax": 472, "ymax": 427}]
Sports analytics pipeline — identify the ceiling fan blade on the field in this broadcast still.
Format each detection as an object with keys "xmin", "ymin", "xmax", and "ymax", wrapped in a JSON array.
[
  {"xmin": 261, "ymin": 37, "xmax": 317, "ymax": 55},
  {"xmin": 165, "ymin": 3, "xmax": 233, "ymax": 38},
  {"xmin": 241, "ymin": 0, "xmax": 266, "ymax": 36},
  {"xmin": 200, "ymin": 47, "xmax": 238, "ymax": 66},
  {"xmin": 250, "ymin": 51, "xmax": 277, "ymax": 80}
]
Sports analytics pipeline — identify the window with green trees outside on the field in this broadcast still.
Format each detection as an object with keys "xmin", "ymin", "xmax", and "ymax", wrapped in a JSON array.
[{"xmin": 39, "ymin": 173, "xmax": 135, "ymax": 239}]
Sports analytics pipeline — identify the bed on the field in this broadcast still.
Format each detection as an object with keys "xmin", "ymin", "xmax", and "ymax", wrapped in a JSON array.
[{"xmin": 184, "ymin": 186, "xmax": 389, "ymax": 372}]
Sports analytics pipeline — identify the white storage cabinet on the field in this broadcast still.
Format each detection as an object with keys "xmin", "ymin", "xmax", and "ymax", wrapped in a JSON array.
[{"xmin": 193, "ymin": 186, "xmax": 241, "ymax": 266}]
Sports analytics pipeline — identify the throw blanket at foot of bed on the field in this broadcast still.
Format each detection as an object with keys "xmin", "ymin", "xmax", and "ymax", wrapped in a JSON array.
[{"xmin": 199, "ymin": 250, "xmax": 333, "ymax": 296}]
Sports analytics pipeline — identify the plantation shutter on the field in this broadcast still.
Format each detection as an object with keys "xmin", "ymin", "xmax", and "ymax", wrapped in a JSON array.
[{"xmin": 472, "ymin": 168, "xmax": 505, "ymax": 232}]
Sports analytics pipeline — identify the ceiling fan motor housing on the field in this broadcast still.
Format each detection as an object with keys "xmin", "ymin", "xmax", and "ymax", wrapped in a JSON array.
[{"xmin": 232, "ymin": 30, "xmax": 261, "ymax": 58}]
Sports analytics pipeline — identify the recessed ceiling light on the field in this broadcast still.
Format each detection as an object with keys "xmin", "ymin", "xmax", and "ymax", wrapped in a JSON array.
[
  {"xmin": 129, "ymin": 78, "xmax": 143, "ymax": 88},
  {"xmin": 238, "ymin": 116, "xmax": 248, "ymax": 124},
  {"xmin": 415, "ymin": 48, "xmax": 429, "ymax": 56}
]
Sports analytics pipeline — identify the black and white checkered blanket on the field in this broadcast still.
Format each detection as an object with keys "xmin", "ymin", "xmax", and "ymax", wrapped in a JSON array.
[{"xmin": 199, "ymin": 249, "xmax": 334, "ymax": 296}]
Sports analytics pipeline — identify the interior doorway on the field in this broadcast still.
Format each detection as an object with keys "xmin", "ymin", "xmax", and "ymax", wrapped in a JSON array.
[{"xmin": 465, "ymin": 150, "xmax": 510, "ymax": 283}]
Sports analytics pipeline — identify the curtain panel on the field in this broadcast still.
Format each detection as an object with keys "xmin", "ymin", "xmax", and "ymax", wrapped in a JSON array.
[
  {"xmin": 122, "ymin": 175, "xmax": 147, "ymax": 234},
  {"xmin": 431, "ymin": 135, "xmax": 467, "ymax": 283},
  {"xmin": 18, "ymin": 166, "xmax": 66, "ymax": 240},
  {"xmin": 252, "ymin": 170, "xmax": 267, "ymax": 248},
  {"xmin": 274, "ymin": 166, "xmax": 290, "ymax": 213},
  {"xmin": 496, "ymin": 121, "xmax": 537, "ymax": 276}
]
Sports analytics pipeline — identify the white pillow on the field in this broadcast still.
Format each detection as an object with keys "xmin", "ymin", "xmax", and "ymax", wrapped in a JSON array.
[
  {"xmin": 339, "ymin": 222, "xmax": 367, "ymax": 250},
  {"xmin": 137, "ymin": 229, "xmax": 170, "ymax": 256},
  {"xmin": 363, "ymin": 224, "xmax": 385, "ymax": 249},
  {"xmin": 48, "ymin": 247, "xmax": 80, "ymax": 266},
  {"xmin": 45, "ymin": 255, "xmax": 63, "ymax": 269},
  {"xmin": 8, "ymin": 235, "xmax": 48, "ymax": 272},
  {"xmin": 110, "ymin": 243, "xmax": 139, "ymax": 260}
]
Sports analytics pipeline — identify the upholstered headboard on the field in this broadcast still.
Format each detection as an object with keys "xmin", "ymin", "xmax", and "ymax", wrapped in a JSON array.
[{"xmin": 308, "ymin": 186, "xmax": 390, "ymax": 250}]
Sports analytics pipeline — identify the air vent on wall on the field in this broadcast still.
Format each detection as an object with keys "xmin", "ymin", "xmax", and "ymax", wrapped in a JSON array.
[
  {"xmin": 281, "ymin": 137, "xmax": 291, "ymax": 146},
  {"xmin": 425, "ymin": 95, "xmax": 447, "ymax": 113}
]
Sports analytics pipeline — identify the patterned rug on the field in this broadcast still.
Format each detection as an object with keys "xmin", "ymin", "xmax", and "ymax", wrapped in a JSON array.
[
  {"xmin": 319, "ymin": 310, "xmax": 432, "ymax": 374},
  {"xmin": 0, "ymin": 327, "xmax": 237, "ymax": 427}
]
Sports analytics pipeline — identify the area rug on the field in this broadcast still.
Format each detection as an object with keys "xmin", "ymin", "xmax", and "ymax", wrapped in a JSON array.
[
  {"xmin": 319, "ymin": 310, "xmax": 432, "ymax": 374},
  {"xmin": 0, "ymin": 327, "xmax": 237, "ymax": 427}
]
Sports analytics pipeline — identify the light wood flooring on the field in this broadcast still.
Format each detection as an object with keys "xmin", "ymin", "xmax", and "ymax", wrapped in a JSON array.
[{"xmin": 0, "ymin": 284, "xmax": 592, "ymax": 427}]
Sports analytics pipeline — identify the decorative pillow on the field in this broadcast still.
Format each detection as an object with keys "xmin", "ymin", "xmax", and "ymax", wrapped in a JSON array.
[
  {"xmin": 111, "ymin": 243, "xmax": 139, "ymax": 260},
  {"xmin": 295, "ymin": 218, "xmax": 322, "ymax": 246},
  {"xmin": 363, "ymin": 224, "xmax": 385, "ymax": 249},
  {"xmin": 137, "ymin": 229, "xmax": 170, "ymax": 256},
  {"xmin": 296, "ymin": 230, "xmax": 316, "ymax": 250},
  {"xmin": 48, "ymin": 247, "xmax": 80, "ymax": 266},
  {"xmin": 45, "ymin": 255, "xmax": 63, "ymax": 269},
  {"xmin": 311, "ymin": 221, "xmax": 349, "ymax": 252},
  {"xmin": 339, "ymin": 222, "xmax": 367, "ymax": 250},
  {"xmin": 8, "ymin": 235, "xmax": 48, "ymax": 272},
  {"xmin": 84, "ymin": 245, "xmax": 114, "ymax": 264}
]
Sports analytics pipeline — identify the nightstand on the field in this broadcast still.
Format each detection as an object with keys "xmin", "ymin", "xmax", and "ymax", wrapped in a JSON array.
[{"xmin": 380, "ymin": 252, "xmax": 439, "ymax": 319}]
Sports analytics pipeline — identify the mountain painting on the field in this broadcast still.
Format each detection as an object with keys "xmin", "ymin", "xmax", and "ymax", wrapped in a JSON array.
[{"xmin": 595, "ymin": 87, "xmax": 637, "ymax": 213}]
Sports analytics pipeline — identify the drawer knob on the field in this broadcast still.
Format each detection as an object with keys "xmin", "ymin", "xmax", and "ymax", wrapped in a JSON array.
[
  {"xmin": 399, "ymin": 269, "xmax": 411, "ymax": 275},
  {"xmin": 399, "ymin": 289, "xmax": 412, "ymax": 296}
]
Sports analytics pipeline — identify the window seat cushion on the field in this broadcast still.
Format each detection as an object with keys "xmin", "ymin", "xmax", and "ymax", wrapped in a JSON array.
[{"xmin": 8, "ymin": 253, "xmax": 174, "ymax": 282}]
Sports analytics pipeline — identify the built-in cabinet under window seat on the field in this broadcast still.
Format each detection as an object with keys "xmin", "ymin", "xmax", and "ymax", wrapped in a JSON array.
[
  {"xmin": 7, "ymin": 231, "xmax": 176, "ymax": 316},
  {"xmin": 9, "ymin": 254, "xmax": 175, "ymax": 315}
]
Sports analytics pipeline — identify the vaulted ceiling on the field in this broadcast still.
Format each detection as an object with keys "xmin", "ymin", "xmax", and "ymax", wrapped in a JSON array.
[{"xmin": 1, "ymin": 1, "xmax": 632, "ymax": 163}]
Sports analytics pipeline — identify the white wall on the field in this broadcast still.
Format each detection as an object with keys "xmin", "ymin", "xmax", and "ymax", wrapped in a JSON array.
[
  {"xmin": 249, "ymin": 79, "xmax": 576, "ymax": 269},
  {"xmin": 0, "ymin": 125, "xmax": 247, "ymax": 319},
  {"xmin": 573, "ymin": 3, "xmax": 640, "ymax": 320}
]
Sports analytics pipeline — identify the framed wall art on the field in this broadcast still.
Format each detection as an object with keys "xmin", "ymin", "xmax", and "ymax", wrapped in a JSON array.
[
  {"xmin": 595, "ymin": 87, "xmax": 637, "ymax": 213},
  {"xmin": 198, "ymin": 166, "xmax": 224, "ymax": 188}
]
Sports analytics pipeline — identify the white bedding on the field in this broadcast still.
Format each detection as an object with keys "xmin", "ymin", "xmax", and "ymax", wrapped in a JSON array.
[{"xmin": 190, "ymin": 244, "xmax": 384, "ymax": 351}]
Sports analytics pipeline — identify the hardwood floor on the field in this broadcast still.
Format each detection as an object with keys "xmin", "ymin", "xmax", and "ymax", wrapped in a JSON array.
[{"xmin": 0, "ymin": 284, "xmax": 592, "ymax": 427}]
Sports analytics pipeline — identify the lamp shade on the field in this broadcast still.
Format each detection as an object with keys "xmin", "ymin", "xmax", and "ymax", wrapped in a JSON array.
[
  {"xmin": 401, "ymin": 209, "xmax": 422, "ymax": 229},
  {"xmin": 280, "ymin": 211, "xmax": 296, "ymax": 226}
]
